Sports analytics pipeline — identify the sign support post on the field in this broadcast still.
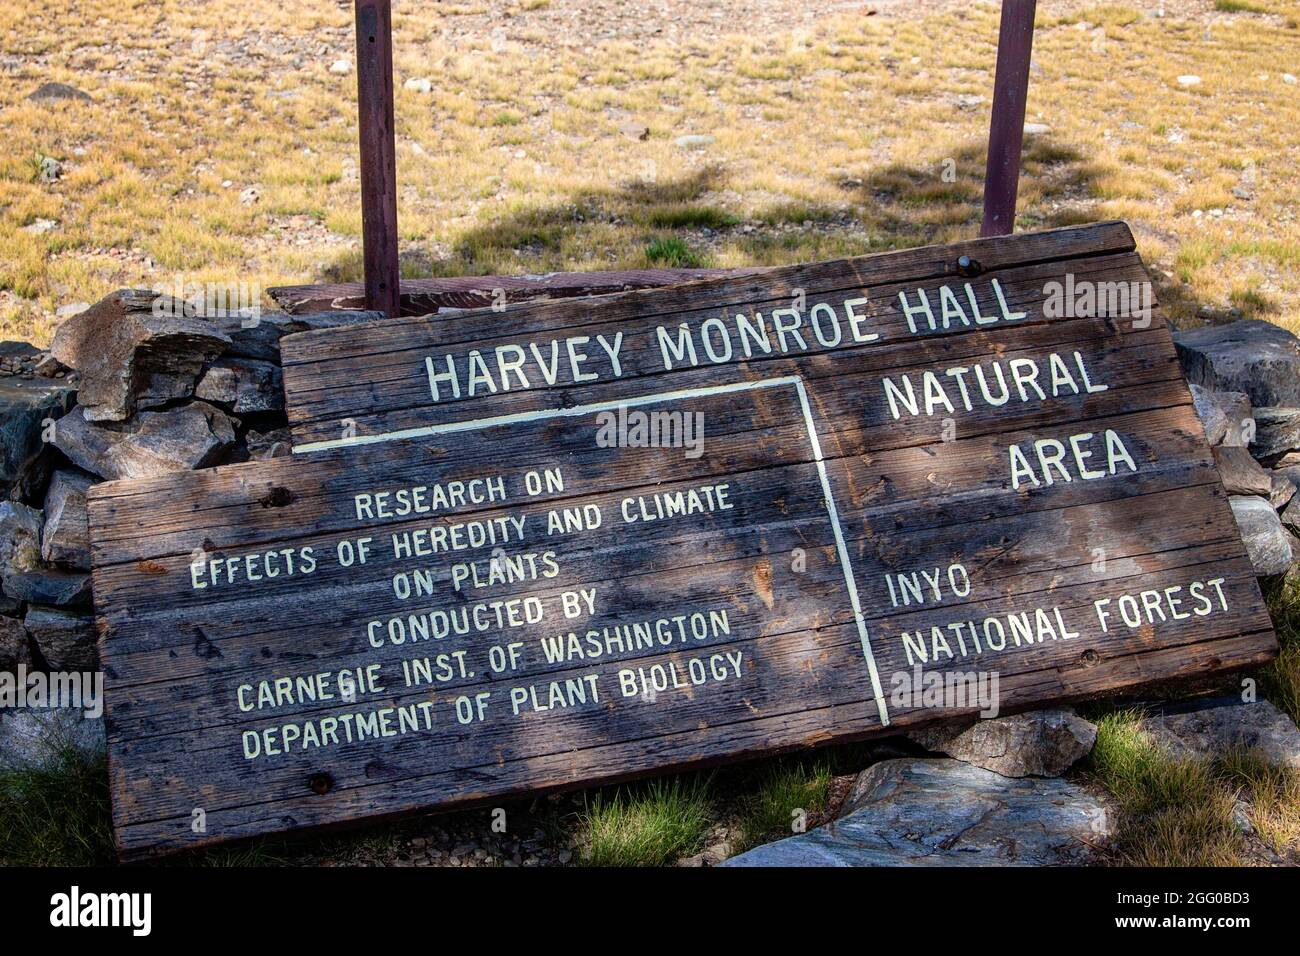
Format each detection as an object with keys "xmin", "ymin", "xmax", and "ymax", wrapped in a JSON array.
[
  {"xmin": 353, "ymin": 0, "xmax": 401, "ymax": 318},
  {"xmin": 981, "ymin": 0, "xmax": 1038, "ymax": 237}
]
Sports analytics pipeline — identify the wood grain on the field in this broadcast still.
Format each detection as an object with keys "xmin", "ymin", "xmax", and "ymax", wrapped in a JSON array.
[{"xmin": 88, "ymin": 222, "xmax": 1276, "ymax": 859}]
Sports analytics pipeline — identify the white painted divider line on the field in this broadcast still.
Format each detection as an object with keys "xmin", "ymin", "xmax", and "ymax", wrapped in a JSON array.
[
  {"xmin": 790, "ymin": 378, "xmax": 890, "ymax": 727},
  {"xmin": 294, "ymin": 377, "xmax": 801, "ymax": 451},
  {"xmin": 293, "ymin": 375, "xmax": 892, "ymax": 727}
]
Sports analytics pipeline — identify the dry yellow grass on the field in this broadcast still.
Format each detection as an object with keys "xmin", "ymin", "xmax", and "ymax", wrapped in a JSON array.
[{"xmin": 2, "ymin": 0, "xmax": 1298, "ymax": 346}]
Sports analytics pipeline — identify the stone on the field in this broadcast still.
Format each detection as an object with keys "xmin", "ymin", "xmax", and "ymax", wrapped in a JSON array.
[
  {"xmin": 1250, "ymin": 407, "xmax": 1300, "ymax": 461},
  {"xmin": 0, "ymin": 340, "xmax": 40, "ymax": 375},
  {"xmin": 41, "ymin": 469, "xmax": 94, "ymax": 569},
  {"xmin": 0, "ymin": 501, "xmax": 43, "ymax": 575},
  {"xmin": 403, "ymin": 77, "xmax": 432, "ymax": 93},
  {"xmin": 906, "ymin": 707, "xmax": 1097, "ymax": 777},
  {"xmin": 0, "ymin": 615, "xmax": 32, "ymax": 670},
  {"xmin": 1174, "ymin": 320, "xmax": 1300, "ymax": 408},
  {"xmin": 619, "ymin": 123, "xmax": 650, "ymax": 141},
  {"xmin": 49, "ymin": 288, "xmax": 231, "ymax": 421},
  {"xmin": 678, "ymin": 841, "xmax": 732, "ymax": 867},
  {"xmin": 1272, "ymin": 470, "xmax": 1297, "ymax": 510},
  {"xmin": 722, "ymin": 759, "xmax": 1112, "ymax": 867},
  {"xmin": 1176, "ymin": 74, "xmax": 1201, "ymax": 87},
  {"xmin": 24, "ymin": 605, "xmax": 97, "ymax": 671},
  {"xmin": 674, "ymin": 134, "xmax": 715, "ymax": 149},
  {"xmin": 1189, "ymin": 384, "xmax": 1252, "ymax": 447},
  {"xmin": 0, "ymin": 708, "xmax": 106, "ymax": 772},
  {"xmin": 1, "ymin": 568, "xmax": 90, "ymax": 608},
  {"xmin": 329, "ymin": 59, "xmax": 352, "ymax": 75},
  {"xmin": 1283, "ymin": 495, "xmax": 1300, "ymax": 536},
  {"xmin": 1022, "ymin": 122, "xmax": 1051, "ymax": 136},
  {"xmin": 1213, "ymin": 446, "xmax": 1273, "ymax": 496},
  {"xmin": 37, "ymin": 156, "xmax": 62, "ymax": 183},
  {"xmin": 1137, "ymin": 697, "xmax": 1300, "ymax": 769},
  {"xmin": 212, "ymin": 310, "xmax": 384, "ymax": 362},
  {"xmin": 1229, "ymin": 495, "xmax": 1294, "ymax": 576},
  {"xmin": 0, "ymin": 361, "xmax": 75, "ymax": 495},
  {"xmin": 26, "ymin": 82, "xmax": 91, "ymax": 103},
  {"xmin": 195, "ymin": 357, "xmax": 283, "ymax": 414},
  {"xmin": 52, "ymin": 402, "xmax": 237, "ymax": 481},
  {"xmin": 245, "ymin": 427, "xmax": 294, "ymax": 460}
]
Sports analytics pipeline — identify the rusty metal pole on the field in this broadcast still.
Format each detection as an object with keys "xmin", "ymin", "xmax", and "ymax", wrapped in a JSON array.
[
  {"xmin": 980, "ymin": 0, "xmax": 1037, "ymax": 237},
  {"xmin": 354, "ymin": 0, "xmax": 401, "ymax": 317}
]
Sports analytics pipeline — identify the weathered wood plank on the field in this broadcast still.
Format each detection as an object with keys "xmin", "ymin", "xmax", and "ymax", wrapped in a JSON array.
[
  {"xmin": 88, "ymin": 222, "xmax": 1275, "ymax": 859},
  {"xmin": 266, "ymin": 267, "xmax": 756, "ymax": 316}
]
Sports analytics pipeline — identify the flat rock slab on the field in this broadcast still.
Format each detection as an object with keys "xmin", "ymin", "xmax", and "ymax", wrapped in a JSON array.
[
  {"xmin": 49, "ymin": 288, "xmax": 230, "ymax": 422},
  {"xmin": 41, "ymin": 469, "xmax": 95, "ymax": 569},
  {"xmin": 0, "ymin": 373, "xmax": 74, "ymax": 493},
  {"xmin": 1230, "ymin": 495, "xmax": 1294, "ymax": 576},
  {"xmin": 1137, "ymin": 697, "xmax": 1300, "ymax": 768},
  {"xmin": 0, "ymin": 707, "xmax": 105, "ymax": 772},
  {"xmin": 907, "ymin": 707, "xmax": 1097, "ymax": 777},
  {"xmin": 1174, "ymin": 320, "xmax": 1300, "ymax": 408},
  {"xmin": 722, "ymin": 758, "xmax": 1113, "ymax": 866},
  {"xmin": 1190, "ymin": 384, "xmax": 1251, "ymax": 447},
  {"xmin": 1214, "ymin": 446, "xmax": 1274, "ymax": 497},
  {"xmin": 53, "ymin": 402, "xmax": 236, "ymax": 480}
]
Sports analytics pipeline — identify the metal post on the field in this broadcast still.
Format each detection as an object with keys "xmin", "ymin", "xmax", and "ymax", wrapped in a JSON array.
[
  {"xmin": 980, "ymin": 0, "xmax": 1037, "ymax": 238},
  {"xmin": 354, "ymin": 0, "xmax": 401, "ymax": 317}
]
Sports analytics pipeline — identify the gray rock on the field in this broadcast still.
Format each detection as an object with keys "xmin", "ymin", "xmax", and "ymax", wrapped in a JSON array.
[
  {"xmin": 907, "ymin": 707, "xmax": 1097, "ymax": 777},
  {"xmin": 53, "ymin": 402, "xmax": 236, "ymax": 480},
  {"xmin": 0, "ymin": 501, "xmax": 43, "ymax": 575},
  {"xmin": 212, "ymin": 310, "xmax": 385, "ymax": 362},
  {"xmin": 24, "ymin": 605, "xmax": 97, "ymax": 671},
  {"xmin": 1283, "ymin": 494, "xmax": 1300, "ymax": 535},
  {"xmin": 722, "ymin": 758, "xmax": 1112, "ymax": 866},
  {"xmin": 0, "ymin": 708, "xmax": 106, "ymax": 773},
  {"xmin": 49, "ymin": 288, "xmax": 231, "ymax": 421},
  {"xmin": 1137, "ymin": 697, "xmax": 1300, "ymax": 769},
  {"xmin": 26, "ymin": 82, "xmax": 92, "ymax": 103},
  {"xmin": 195, "ymin": 357, "xmax": 283, "ymax": 414},
  {"xmin": 1190, "ymin": 384, "xmax": 1252, "ymax": 447},
  {"xmin": 1229, "ymin": 495, "xmax": 1294, "ymax": 575},
  {"xmin": 0, "ymin": 363, "xmax": 75, "ymax": 496},
  {"xmin": 246, "ymin": 426, "xmax": 294, "ymax": 460},
  {"xmin": 0, "ymin": 615, "xmax": 32, "ymax": 670},
  {"xmin": 37, "ymin": 156, "xmax": 62, "ymax": 183},
  {"xmin": 675, "ymin": 134, "xmax": 716, "ymax": 149},
  {"xmin": 1251, "ymin": 407, "xmax": 1300, "ymax": 461},
  {"xmin": 1174, "ymin": 320, "xmax": 1300, "ymax": 408},
  {"xmin": 1213, "ymin": 446, "xmax": 1273, "ymax": 496},
  {"xmin": 1272, "ymin": 469, "xmax": 1297, "ymax": 510},
  {"xmin": 41, "ymin": 469, "xmax": 94, "ymax": 569},
  {"xmin": 1, "ymin": 568, "xmax": 90, "ymax": 608}
]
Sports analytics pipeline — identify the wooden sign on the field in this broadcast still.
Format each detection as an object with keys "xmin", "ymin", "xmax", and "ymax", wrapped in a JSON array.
[{"xmin": 89, "ymin": 222, "xmax": 1276, "ymax": 859}]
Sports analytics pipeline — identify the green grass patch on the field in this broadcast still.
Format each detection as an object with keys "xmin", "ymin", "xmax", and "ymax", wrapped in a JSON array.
[
  {"xmin": 1260, "ymin": 577, "xmax": 1300, "ymax": 726},
  {"xmin": 733, "ymin": 758, "xmax": 831, "ymax": 851},
  {"xmin": 0, "ymin": 746, "xmax": 115, "ymax": 866},
  {"xmin": 643, "ymin": 205, "xmax": 739, "ymax": 230},
  {"xmin": 580, "ymin": 776, "xmax": 712, "ymax": 866},
  {"xmin": 1088, "ymin": 710, "xmax": 1241, "ymax": 865},
  {"xmin": 644, "ymin": 235, "xmax": 707, "ymax": 268},
  {"xmin": 1214, "ymin": 0, "xmax": 1271, "ymax": 13}
]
